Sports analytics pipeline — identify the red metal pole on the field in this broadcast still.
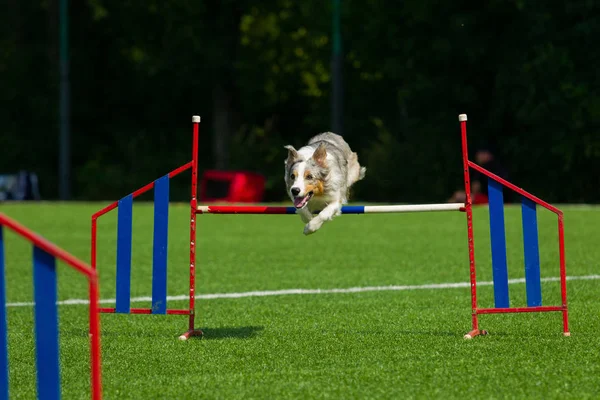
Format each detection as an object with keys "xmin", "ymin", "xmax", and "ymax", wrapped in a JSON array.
[
  {"xmin": 91, "ymin": 217, "xmax": 97, "ymax": 270},
  {"xmin": 190, "ymin": 116, "xmax": 198, "ymax": 332},
  {"xmin": 0, "ymin": 213, "xmax": 102, "ymax": 398},
  {"xmin": 558, "ymin": 214, "xmax": 570, "ymax": 336},
  {"xmin": 468, "ymin": 161, "xmax": 562, "ymax": 215},
  {"xmin": 90, "ymin": 216, "xmax": 102, "ymax": 397},
  {"xmin": 476, "ymin": 306, "xmax": 565, "ymax": 314},
  {"xmin": 459, "ymin": 114, "xmax": 485, "ymax": 339},
  {"xmin": 0, "ymin": 214, "xmax": 95, "ymax": 278},
  {"xmin": 99, "ymin": 307, "xmax": 191, "ymax": 315},
  {"xmin": 89, "ymin": 277, "xmax": 102, "ymax": 400},
  {"xmin": 196, "ymin": 205, "xmax": 294, "ymax": 214},
  {"xmin": 92, "ymin": 162, "xmax": 193, "ymax": 222},
  {"xmin": 179, "ymin": 115, "xmax": 203, "ymax": 340}
]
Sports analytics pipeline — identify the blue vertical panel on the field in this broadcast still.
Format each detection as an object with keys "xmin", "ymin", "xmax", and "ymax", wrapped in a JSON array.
[
  {"xmin": 0, "ymin": 227, "xmax": 9, "ymax": 400},
  {"xmin": 33, "ymin": 246, "xmax": 60, "ymax": 400},
  {"xmin": 488, "ymin": 179, "xmax": 510, "ymax": 308},
  {"xmin": 522, "ymin": 197, "xmax": 542, "ymax": 307},
  {"xmin": 116, "ymin": 194, "xmax": 133, "ymax": 314},
  {"xmin": 151, "ymin": 175, "xmax": 169, "ymax": 314}
]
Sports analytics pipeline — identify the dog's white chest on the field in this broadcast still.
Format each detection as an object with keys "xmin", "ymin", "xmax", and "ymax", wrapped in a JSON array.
[{"xmin": 307, "ymin": 196, "xmax": 333, "ymax": 212}]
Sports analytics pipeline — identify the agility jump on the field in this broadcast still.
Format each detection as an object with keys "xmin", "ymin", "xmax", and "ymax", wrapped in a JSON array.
[
  {"xmin": 0, "ymin": 213, "xmax": 102, "ymax": 400},
  {"xmin": 91, "ymin": 113, "xmax": 569, "ymax": 339}
]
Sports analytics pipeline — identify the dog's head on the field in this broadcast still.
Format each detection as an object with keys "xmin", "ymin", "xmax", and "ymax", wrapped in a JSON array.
[{"xmin": 284, "ymin": 143, "xmax": 328, "ymax": 209}]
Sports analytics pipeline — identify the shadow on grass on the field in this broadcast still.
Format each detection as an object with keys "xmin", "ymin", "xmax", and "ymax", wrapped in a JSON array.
[
  {"xmin": 63, "ymin": 324, "xmax": 264, "ymax": 340},
  {"xmin": 393, "ymin": 330, "xmax": 459, "ymax": 337},
  {"xmin": 200, "ymin": 326, "xmax": 264, "ymax": 340}
]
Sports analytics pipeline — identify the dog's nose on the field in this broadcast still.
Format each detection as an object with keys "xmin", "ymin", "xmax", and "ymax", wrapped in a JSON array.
[{"xmin": 291, "ymin": 187, "xmax": 300, "ymax": 196}]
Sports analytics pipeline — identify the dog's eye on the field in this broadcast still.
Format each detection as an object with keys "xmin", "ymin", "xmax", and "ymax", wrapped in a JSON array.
[
  {"xmin": 290, "ymin": 174, "xmax": 295, "ymax": 180},
  {"xmin": 306, "ymin": 174, "xmax": 313, "ymax": 180}
]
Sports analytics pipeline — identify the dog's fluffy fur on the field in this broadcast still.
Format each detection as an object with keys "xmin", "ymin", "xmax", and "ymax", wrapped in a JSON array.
[{"xmin": 284, "ymin": 132, "xmax": 366, "ymax": 235}]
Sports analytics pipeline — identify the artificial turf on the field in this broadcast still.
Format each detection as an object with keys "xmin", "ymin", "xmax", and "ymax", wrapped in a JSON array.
[{"xmin": 2, "ymin": 202, "xmax": 599, "ymax": 399}]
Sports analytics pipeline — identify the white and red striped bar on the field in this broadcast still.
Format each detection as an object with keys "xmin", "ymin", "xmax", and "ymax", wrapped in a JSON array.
[{"xmin": 196, "ymin": 203, "xmax": 465, "ymax": 215}]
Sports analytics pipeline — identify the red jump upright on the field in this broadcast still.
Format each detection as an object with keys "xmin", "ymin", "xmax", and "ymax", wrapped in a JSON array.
[
  {"xmin": 1, "ymin": 213, "xmax": 102, "ymax": 400},
  {"xmin": 458, "ymin": 114, "xmax": 569, "ymax": 339},
  {"xmin": 91, "ymin": 116, "xmax": 203, "ymax": 340}
]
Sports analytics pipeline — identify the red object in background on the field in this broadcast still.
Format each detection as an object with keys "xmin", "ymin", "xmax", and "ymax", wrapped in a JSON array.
[
  {"xmin": 200, "ymin": 170, "xmax": 265, "ymax": 203},
  {"xmin": 473, "ymin": 193, "xmax": 489, "ymax": 205}
]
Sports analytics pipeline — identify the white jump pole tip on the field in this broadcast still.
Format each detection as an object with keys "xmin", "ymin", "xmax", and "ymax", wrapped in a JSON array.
[
  {"xmin": 463, "ymin": 334, "xmax": 472, "ymax": 340},
  {"xmin": 563, "ymin": 332, "xmax": 571, "ymax": 337},
  {"xmin": 178, "ymin": 335, "xmax": 188, "ymax": 341},
  {"xmin": 458, "ymin": 114, "xmax": 468, "ymax": 122},
  {"xmin": 192, "ymin": 115, "xmax": 201, "ymax": 123}
]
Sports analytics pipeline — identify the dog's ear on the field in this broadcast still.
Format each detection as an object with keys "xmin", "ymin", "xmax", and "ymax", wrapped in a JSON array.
[
  {"xmin": 312, "ymin": 143, "xmax": 327, "ymax": 167},
  {"xmin": 284, "ymin": 145, "xmax": 300, "ymax": 165}
]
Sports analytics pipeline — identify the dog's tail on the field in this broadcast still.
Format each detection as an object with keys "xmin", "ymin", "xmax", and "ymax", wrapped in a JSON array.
[{"xmin": 347, "ymin": 152, "xmax": 366, "ymax": 186}]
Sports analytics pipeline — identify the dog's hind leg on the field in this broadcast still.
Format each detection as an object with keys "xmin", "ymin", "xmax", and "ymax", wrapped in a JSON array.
[{"xmin": 303, "ymin": 199, "xmax": 342, "ymax": 235}]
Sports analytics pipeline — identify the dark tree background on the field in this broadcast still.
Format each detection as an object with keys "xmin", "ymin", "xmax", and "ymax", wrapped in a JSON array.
[{"xmin": 1, "ymin": 0, "xmax": 599, "ymax": 203}]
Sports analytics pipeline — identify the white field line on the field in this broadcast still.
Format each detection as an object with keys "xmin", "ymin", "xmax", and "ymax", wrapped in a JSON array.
[{"xmin": 5, "ymin": 274, "xmax": 600, "ymax": 308}]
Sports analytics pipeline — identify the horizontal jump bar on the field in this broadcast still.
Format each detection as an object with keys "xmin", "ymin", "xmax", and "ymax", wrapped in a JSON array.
[
  {"xmin": 476, "ymin": 305, "xmax": 565, "ymax": 314},
  {"xmin": 196, "ymin": 203, "xmax": 465, "ymax": 215},
  {"xmin": 98, "ymin": 308, "xmax": 191, "ymax": 315}
]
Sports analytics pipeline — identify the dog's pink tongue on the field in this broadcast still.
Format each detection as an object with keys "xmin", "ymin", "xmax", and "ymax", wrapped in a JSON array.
[{"xmin": 294, "ymin": 196, "xmax": 306, "ymax": 208}]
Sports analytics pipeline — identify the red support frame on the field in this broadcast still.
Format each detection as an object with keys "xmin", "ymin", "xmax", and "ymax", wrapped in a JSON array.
[
  {"xmin": 0, "ymin": 213, "xmax": 102, "ymax": 400},
  {"xmin": 98, "ymin": 308, "xmax": 191, "ymax": 315},
  {"xmin": 179, "ymin": 116, "xmax": 204, "ymax": 340},
  {"xmin": 459, "ymin": 115, "xmax": 485, "ymax": 339},
  {"xmin": 458, "ymin": 114, "xmax": 569, "ymax": 338},
  {"xmin": 90, "ymin": 117, "xmax": 203, "ymax": 340}
]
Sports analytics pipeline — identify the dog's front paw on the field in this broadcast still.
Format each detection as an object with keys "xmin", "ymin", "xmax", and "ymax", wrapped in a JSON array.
[{"xmin": 303, "ymin": 219, "xmax": 323, "ymax": 235}]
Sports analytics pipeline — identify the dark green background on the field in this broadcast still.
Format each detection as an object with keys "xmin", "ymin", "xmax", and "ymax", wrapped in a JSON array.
[{"xmin": 2, "ymin": 1, "xmax": 598, "ymax": 203}]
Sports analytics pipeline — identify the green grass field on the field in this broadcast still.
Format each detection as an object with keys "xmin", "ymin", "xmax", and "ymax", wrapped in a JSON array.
[{"xmin": 2, "ymin": 202, "xmax": 600, "ymax": 399}]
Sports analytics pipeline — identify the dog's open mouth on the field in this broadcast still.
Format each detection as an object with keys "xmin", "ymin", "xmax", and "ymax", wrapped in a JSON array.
[{"xmin": 293, "ymin": 192, "xmax": 313, "ymax": 209}]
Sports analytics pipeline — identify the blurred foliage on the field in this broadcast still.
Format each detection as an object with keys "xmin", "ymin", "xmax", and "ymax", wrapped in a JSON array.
[{"xmin": 1, "ymin": 0, "xmax": 599, "ymax": 202}]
